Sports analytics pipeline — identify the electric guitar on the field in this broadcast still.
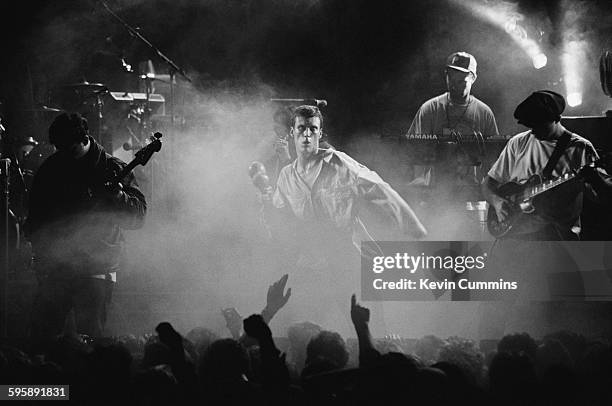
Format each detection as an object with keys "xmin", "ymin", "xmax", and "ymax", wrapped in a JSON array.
[{"xmin": 487, "ymin": 161, "xmax": 598, "ymax": 238}]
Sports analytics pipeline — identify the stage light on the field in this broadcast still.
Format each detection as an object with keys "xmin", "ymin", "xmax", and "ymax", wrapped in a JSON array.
[
  {"xmin": 532, "ymin": 53, "xmax": 547, "ymax": 69},
  {"xmin": 567, "ymin": 92, "xmax": 582, "ymax": 107},
  {"xmin": 562, "ymin": 40, "xmax": 587, "ymax": 109},
  {"xmin": 450, "ymin": 0, "xmax": 546, "ymax": 71},
  {"xmin": 561, "ymin": 0, "xmax": 590, "ymax": 109}
]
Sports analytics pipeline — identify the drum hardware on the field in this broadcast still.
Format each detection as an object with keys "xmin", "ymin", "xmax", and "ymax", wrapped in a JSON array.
[
  {"xmin": 108, "ymin": 92, "xmax": 166, "ymax": 114},
  {"xmin": 100, "ymin": 0, "xmax": 190, "ymax": 132},
  {"xmin": 21, "ymin": 143, "xmax": 55, "ymax": 190}
]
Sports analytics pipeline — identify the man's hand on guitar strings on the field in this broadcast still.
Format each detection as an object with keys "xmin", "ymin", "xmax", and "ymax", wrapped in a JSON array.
[
  {"xmin": 491, "ymin": 195, "xmax": 510, "ymax": 222},
  {"xmin": 101, "ymin": 181, "xmax": 125, "ymax": 202}
]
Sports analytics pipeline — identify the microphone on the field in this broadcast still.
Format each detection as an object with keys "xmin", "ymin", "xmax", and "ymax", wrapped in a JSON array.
[
  {"xmin": 248, "ymin": 161, "xmax": 271, "ymax": 194},
  {"xmin": 270, "ymin": 98, "xmax": 328, "ymax": 108}
]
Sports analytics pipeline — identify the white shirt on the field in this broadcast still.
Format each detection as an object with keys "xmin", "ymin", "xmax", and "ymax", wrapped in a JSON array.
[{"xmin": 488, "ymin": 129, "xmax": 599, "ymax": 234}]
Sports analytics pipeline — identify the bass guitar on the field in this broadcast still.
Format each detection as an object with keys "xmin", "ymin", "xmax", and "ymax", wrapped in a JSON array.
[{"xmin": 112, "ymin": 132, "xmax": 162, "ymax": 183}]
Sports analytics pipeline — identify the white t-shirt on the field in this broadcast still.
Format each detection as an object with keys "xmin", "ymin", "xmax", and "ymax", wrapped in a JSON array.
[
  {"xmin": 488, "ymin": 129, "xmax": 599, "ymax": 234},
  {"xmin": 405, "ymin": 92, "xmax": 499, "ymax": 188},
  {"xmin": 407, "ymin": 92, "xmax": 499, "ymax": 137},
  {"xmin": 488, "ymin": 130, "xmax": 598, "ymax": 183}
]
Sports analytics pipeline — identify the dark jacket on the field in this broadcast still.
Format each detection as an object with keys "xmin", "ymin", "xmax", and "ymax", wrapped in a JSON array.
[{"xmin": 25, "ymin": 137, "xmax": 146, "ymax": 277}]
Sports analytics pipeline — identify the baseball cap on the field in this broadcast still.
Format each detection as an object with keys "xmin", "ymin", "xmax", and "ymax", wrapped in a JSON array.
[{"xmin": 446, "ymin": 52, "xmax": 477, "ymax": 77}]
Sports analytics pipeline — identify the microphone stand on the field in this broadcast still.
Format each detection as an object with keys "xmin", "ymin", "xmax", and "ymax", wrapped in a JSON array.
[
  {"xmin": 100, "ymin": 1, "xmax": 191, "ymax": 83},
  {"xmin": 100, "ymin": 1, "xmax": 190, "ymax": 206},
  {"xmin": 100, "ymin": 0, "xmax": 190, "ymax": 125}
]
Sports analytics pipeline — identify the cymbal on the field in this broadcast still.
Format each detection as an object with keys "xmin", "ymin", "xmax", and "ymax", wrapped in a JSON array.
[
  {"xmin": 23, "ymin": 105, "xmax": 62, "ymax": 112},
  {"xmin": 63, "ymin": 81, "xmax": 107, "ymax": 91}
]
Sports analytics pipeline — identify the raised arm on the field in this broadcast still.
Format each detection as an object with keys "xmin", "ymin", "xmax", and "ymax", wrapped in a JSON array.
[
  {"xmin": 243, "ymin": 314, "xmax": 290, "ymax": 396},
  {"xmin": 350, "ymin": 294, "xmax": 381, "ymax": 367},
  {"xmin": 236, "ymin": 274, "xmax": 291, "ymax": 347},
  {"xmin": 221, "ymin": 307, "xmax": 243, "ymax": 340},
  {"xmin": 261, "ymin": 273, "xmax": 292, "ymax": 324}
]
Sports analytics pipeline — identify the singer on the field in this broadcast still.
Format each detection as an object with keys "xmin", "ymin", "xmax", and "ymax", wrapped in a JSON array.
[
  {"xmin": 257, "ymin": 105, "xmax": 426, "ymax": 332},
  {"xmin": 262, "ymin": 104, "xmax": 426, "ymax": 247}
]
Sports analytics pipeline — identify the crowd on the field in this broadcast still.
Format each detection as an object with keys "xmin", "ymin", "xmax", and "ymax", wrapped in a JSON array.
[{"xmin": 1, "ymin": 274, "xmax": 611, "ymax": 405}]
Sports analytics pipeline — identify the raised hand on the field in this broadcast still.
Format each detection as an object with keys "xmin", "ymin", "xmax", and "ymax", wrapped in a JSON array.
[
  {"xmin": 221, "ymin": 307, "xmax": 243, "ymax": 339},
  {"xmin": 351, "ymin": 294, "xmax": 378, "ymax": 367},
  {"xmin": 262, "ymin": 274, "xmax": 291, "ymax": 322},
  {"xmin": 350, "ymin": 294, "xmax": 370, "ymax": 329}
]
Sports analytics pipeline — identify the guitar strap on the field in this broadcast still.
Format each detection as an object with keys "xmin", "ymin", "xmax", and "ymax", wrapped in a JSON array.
[{"xmin": 542, "ymin": 130, "xmax": 572, "ymax": 180}]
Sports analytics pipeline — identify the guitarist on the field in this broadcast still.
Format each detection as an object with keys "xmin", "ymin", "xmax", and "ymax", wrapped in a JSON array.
[
  {"xmin": 482, "ymin": 90, "xmax": 609, "ymax": 240},
  {"xmin": 25, "ymin": 112, "xmax": 147, "ymax": 342}
]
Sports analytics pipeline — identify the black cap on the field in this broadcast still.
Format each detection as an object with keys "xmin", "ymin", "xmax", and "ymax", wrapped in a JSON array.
[{"xmin": 514, "ymin": 90, "xmax": 566, "ymax": 126}]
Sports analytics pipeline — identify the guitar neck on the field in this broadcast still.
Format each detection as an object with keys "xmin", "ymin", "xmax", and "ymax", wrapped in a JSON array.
[
  {"xmin": 112, "ymin": 133, "xmax": 163, "ymax": 183},
  {"xmin": 113, "ymin": 161, "xmax": 138, "ymax": 184},
  {"xmin": 518, "ymin": 172, "xmax": 578, "ymax": 201}
]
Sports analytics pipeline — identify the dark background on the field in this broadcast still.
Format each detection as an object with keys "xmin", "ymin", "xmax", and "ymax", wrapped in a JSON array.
[{"xmin": 1, "ymin": 0, "xmax": 612, "ymax": 143}]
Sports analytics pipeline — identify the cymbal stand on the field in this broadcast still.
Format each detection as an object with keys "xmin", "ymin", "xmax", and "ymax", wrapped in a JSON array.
[
  {"xmin": 93, "ymin": 90, "xmax": 106, "ymax": 146},
  {"xmin": 141, "ymin": 76, "xmax": 155, "ymax": 203}
]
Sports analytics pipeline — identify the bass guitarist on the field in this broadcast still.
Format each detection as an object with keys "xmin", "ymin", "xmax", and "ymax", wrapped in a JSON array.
[
  {"xmin": 482, "ymin": 90, "xmax": 611, "ymax": 240},
  {"xmin": 26, "ymin": 112, "xmax": 147, "ymax": 342}
]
